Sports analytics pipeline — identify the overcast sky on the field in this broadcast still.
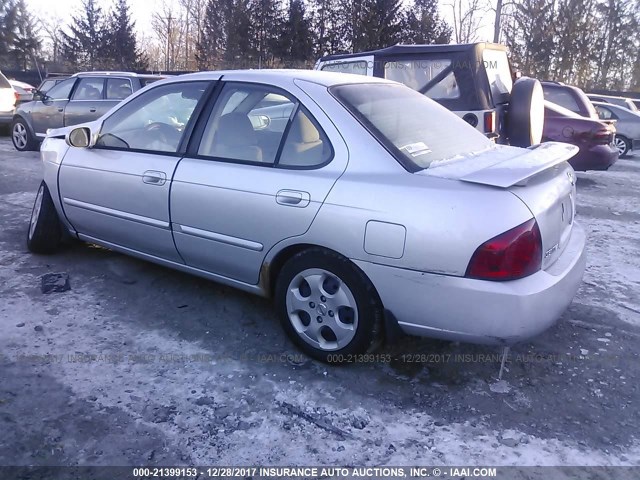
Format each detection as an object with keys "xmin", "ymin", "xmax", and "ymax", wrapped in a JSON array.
[{"xmin": 27, "ymin": 0, "xmax": 495, "ymax": 47}]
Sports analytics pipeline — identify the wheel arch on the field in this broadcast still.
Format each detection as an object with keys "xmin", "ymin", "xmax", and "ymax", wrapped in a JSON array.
[
  {"xmin": 261, "ymin": 242, "xmax": 380, "ymax": 302},
  {"xmin": 12, "ymin": 113, "xmax": 36, "ymax": 137}
]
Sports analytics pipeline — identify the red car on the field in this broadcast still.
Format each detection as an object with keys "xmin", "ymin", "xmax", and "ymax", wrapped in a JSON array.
[{"xmin": 543, "ymin": 101, "xmax": 618, "ymax": 171}]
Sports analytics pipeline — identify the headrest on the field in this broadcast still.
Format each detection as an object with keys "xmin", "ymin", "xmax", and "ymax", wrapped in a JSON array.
[{"xmin": 216, "ymin": 113, "xmax": 257, "ymax": 146}]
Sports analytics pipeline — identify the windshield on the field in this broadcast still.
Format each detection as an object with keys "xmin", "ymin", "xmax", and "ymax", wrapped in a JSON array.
[
  {"xmin": 483, "ymin": 49, "xmax": 513, "ymax": 103},
  {"xmin": 331, "ymin": 83, "xmax": 492, "ymax": 171}
]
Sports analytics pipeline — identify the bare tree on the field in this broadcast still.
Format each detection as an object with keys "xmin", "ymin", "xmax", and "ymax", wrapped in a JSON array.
[{"xmin": 445, "ymin": 0, "xmax": 486, "ymax": 44}]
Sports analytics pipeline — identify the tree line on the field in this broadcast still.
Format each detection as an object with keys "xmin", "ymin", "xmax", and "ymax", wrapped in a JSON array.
[{"xmin": 0, "ymin": 0, "xmax": 638, "ymax": 91}]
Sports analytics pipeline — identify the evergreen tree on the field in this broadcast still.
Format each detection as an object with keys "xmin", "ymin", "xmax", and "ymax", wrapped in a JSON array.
[
  {"xmin": 249, "ymin": 0, "xmax": 282, "ymax": 67},
  {"xmin": 61, "ymin": 0, "xmax": 107, "ymax": 70},
  {"xmin": 195, "ymin": 0, "xmax": 229, "ymax": 70},
  {"xmin": 225, "ymin": 0, "xmax": 255, "ymax": 67},
  {"xmin": 10, "ymin": 0, "xmax": 39, "ymax": 69},
  {"xmin": 0, "ymin": 0, "xmax": 18, "ymax": 64},
  {"xmin": 357, "ymin": 0, "xmax": 404, "ymax": 50},
  {"xmin": 309, "ymin": 0, "xmax": 349, "ymax": 56},
  {"xmin": 275, "ymin": 0, "xmax": 314, "ymax": 65},
  {"xmin": 104, "ymin": 0, "xmax": 148, "ymax": 70},
  {"xmin": 401, "ymin": 0, "xmax": 451, "ymax": 45}
]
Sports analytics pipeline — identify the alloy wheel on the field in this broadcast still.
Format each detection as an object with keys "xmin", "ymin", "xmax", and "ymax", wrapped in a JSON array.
[
  {"xmin": 285, "ymin": 268, "xmax": 358, "ymax": 351},
  {"xmin": 614, "ymin": 136, "xmax": 628, "ymax": 156},
  {"xmin": 13, "ymin": 122, "xmax": 28, "ymax": 150}
]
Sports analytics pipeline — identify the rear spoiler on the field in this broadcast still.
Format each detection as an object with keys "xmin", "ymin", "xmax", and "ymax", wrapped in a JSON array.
[
  {"xmin": 423, "ymin": 142, "xmax": 579, "ymax": 189},
  {"xmin": 460, "ymin": 143, "xmax": 579, "ymax": 188}
]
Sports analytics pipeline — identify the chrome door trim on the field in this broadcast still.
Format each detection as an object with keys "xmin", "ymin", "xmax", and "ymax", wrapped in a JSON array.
[
  {"xmin": 173, "ymin": 223, "xmax": 264, "ymax": 252},
  {"xmin": 62, "ymin": 197, "xmax": 170, "ymax": 229}
]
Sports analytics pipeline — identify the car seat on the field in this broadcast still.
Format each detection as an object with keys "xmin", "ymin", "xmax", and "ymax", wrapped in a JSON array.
[
  {"xmin": 279, "ymin": 111, "xmax": 325, "ymax": 166},
  {"xmin": 211, "ymin": 112, "xmax": 263, "ymax": 162}
]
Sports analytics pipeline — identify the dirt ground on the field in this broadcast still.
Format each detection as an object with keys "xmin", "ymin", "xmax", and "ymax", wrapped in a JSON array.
[{"xmin": 0, "ymin": 136, "xmax": 639, "ymax": 478}]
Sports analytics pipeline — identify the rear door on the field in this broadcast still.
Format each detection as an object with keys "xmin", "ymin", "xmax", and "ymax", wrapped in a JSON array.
[
  {"xmin": 170, "ymin": 77, "xmax": 348, "ymax": 284},
  {"xmin": 64, "ymin": 77, "xmax": 119, "ymax": 126},
  {"xmin": 31, "ymin": 77, "xmax": 77, "ymax": 135}
]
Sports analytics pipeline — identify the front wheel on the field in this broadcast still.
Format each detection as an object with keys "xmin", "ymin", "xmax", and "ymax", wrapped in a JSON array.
[
  {"xmin": 12, "ymin": 119, "xmax": 37, "ymax": 151},
  {"xmin": 614, "ymin": 135, "xmax": 630, "ymax": 157},
  {"xmin": 27, "ymin": 181, "xmax": 62, "ymax": 254},
  {"xmin": 275, "ymin": 248, "xmax": 384, "ymax": 363}
]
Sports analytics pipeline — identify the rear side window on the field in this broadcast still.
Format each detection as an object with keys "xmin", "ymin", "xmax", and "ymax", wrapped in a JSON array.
[
  {"xmin": 0, "ymin": 72, "xmax": 10, "ymax": 88},
  {"xmin": 384, "ymin": 59, "xmax": 460, "ymax": 100},
  {"xmin": 106, "ymin": 78, "xmax": 133, "ymax": 99},
  {"xmin": 73, "ymin": 78, "xmax": 105, "ymax": 100},
  {"xmin": 332, "ymin": 83, "xmax": 491, "ymax": 171},
  {"xmin": 543, "ymin": 87, "xmax": 579, "ymax": 113},
  {"xmin": 321, "ymin": 61, "xmax": 368, "ymax": 76}
]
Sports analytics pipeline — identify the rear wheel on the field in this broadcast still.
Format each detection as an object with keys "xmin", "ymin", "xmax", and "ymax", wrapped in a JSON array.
[
  {"xmin": 614, "ymin": 135, "xmax": 630, "ymax": 157},
  {"xmin": 27, "ymin": 181, "xmax": 62, "ymax": 254},
  {"xmin": 12, "ymin": 119, "xmax": 38, "ymax": 151},
  {"xmin": 275, "ymin": 248, "xmax": 383, "ymax": 363}
]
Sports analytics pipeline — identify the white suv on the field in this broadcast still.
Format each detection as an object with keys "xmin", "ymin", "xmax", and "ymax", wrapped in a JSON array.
[{"xmin": 0, "ymin": 71, "xmax": 18, "ymax": 127}]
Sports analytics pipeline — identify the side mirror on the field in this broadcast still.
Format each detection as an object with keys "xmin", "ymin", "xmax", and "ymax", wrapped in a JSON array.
[{"xmin": 66, "ymin": 127, "xmax": 93, "ymax": 148}]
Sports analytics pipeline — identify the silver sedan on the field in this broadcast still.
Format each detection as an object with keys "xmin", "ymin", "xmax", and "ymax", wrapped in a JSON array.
[{"xmin": 27, "ymin": 70, "xmax": 586, "ymax": 362}]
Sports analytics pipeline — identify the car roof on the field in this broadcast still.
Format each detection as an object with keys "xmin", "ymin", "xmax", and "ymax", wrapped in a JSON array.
[
  {"xmin": 318, "ymin": 43, "xmax": 507, "ymax": 62},
  {"xmin": 587, "ymin": 93, "xmax": 628, "ymax": 101},
  {"xmin": 72, "ymin": 71, "xmax": 165, "ymax": 79},
  {"xmin": 592, "ymin": 101, "xmax": 634, "ymax": 112},
  {"xmin": 174, "ymin": 69, "xmax": 394, "ymax": 87}
]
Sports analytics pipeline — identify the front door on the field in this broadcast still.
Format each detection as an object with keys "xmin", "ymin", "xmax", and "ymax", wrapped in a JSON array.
[
  {"xmin": 31, "ymin": 77, "xmax": 77, "ymax": 136},
  {"xmin": 58, "ymin": 80, "xmax": 213, "ymax": 262},
  {"xmin": 171, "ymin": 79, "xmax": 347, "ymax": 284}
]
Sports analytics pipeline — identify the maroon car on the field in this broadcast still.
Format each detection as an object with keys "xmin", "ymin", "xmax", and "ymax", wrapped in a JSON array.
[{"xmin": 543, "ymin": 101, "xmax": 618, "ymax": 171}]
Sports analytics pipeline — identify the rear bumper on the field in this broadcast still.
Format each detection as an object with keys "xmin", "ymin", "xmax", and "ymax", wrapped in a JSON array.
[
  {"xmin": 355, "ymin": 222, "xmax": 586, "ymax": 346},
  {"xmin": 569, "ymin": 144, "xmax": 618, "ymax": 171}
]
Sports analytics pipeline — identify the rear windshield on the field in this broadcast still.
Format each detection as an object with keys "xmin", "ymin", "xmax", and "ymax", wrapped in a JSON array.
[
  {"xmin": 0, "ymin": 71, "xmax": 11, "ymax": 88},
  {"xmin": 331, "ymin": 83, "xmax": 491, "ymax": 171}
]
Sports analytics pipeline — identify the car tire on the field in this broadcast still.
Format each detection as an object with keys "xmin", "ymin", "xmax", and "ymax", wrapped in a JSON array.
[
  {"xmin": 27, "ymin": 181, "xmax": 62, "ymax": 254},
  {"xmin": 275, "ymin": 248, "xmax": 384, "ymax": 363},
  {"xmin": 506, "ymin": 77, "xmax": 545, "ymax": 147},
  {"xmin": 614, "ymin": 135, "xmax": 630, "ymax": 157},
  {"xmin": 12, "ymin": 118, "xmax": 38, "ymax": 151}
]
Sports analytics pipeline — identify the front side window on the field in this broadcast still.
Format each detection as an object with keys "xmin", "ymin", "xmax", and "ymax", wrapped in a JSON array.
[
  {"xmin": 45, "ymin": 78, "xmax": 76, "ymax": 100},
  {"xmin": 106, "ymin": 78, "xmax": 133, "ymax": 100},
  {"xmin": 321, "ymin": 61, "xmax": 368, "ymax": 76},
  {"xmin": 72, "ymin": 78, "xmax": 105, "ymax": 100},
  {"xmin": 96, "ymin": 81, "xmax": 208, "ymax": 153},
  {"xmin": 332, "ymin": 83, "xmax": 491, "ymax": 171},
  {"xmin": 384, "ymin": 59, "xmax": 460, "ymax": 100}
]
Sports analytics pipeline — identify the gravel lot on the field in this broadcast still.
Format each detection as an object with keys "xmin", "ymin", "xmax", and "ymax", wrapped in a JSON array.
[{"xmin": 0, "ymin": 136, "xmax": 639, "ymax": 476}]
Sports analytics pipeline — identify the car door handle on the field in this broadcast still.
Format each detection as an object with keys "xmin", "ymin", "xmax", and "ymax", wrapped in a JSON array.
[
  {"xmin": 57, "ymin": 108, "xmax": 63, "ymax": 112},
  {"xmin": 142, "ymin": 171, "xmax": 167, "ymax": 186},
  {"xmin": 276, "ymin": 190, "xmax": 310, "ymax": 208},
  {"xmin": 89, "ymin": 108, "xmax": 97, "ymax": 113}
]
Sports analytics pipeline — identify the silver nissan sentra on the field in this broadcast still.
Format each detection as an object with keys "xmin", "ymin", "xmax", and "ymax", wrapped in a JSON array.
[{"xmin": 28, "ymin": 70, "xmax": 586, "ymax": 362}]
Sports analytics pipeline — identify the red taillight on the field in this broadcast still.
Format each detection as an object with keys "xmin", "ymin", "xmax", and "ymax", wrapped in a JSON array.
[
  {"xmin": 13, "ymin": 91, "xmax": 19, "ymax": 105},
  {"xmin": 590, "ymin": 128, "xmax": 612, "ymax": 145},
  {"xmin": 466, "ymin": 218, "xmax": 542, "ymax": 281},
  {"xmin": 484, "ymin": 111, "xmax": 496, "ymax": 133}
]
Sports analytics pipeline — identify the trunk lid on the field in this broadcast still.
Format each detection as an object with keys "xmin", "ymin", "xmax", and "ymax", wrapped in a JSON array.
[{"xmin": 421, "ymin": 142, "xmax": 579, "ymax": 269}]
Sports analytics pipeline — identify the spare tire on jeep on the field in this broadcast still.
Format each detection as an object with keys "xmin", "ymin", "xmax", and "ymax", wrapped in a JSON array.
[{"xmin": 506, "ymin": 77, "xmax": 545, "ymax": 147}]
